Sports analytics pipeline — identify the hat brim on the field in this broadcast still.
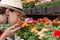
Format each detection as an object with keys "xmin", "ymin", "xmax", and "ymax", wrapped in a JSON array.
[{"xmin": 0, "ymin": 3, "xmax": 25, "ymax": 16}]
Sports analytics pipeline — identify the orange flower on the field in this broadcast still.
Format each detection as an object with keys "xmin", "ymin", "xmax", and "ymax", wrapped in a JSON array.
[
  {"xmin": 18, "ymin": 20, "xmax": 24, "ymax": 26},
  {"xmin": 22, "ymin": 23, "xmax": 28, "ymax": 27},
  {"xmin": 18, "ymin": 20, "xmax": 28, "ymax": 28},
  {"xmin": 57, "ymin": 21, "xmax": 60, "ymax": 24},
  {"xmin": 44, "ymin": 21, "xmax": 50, "ymax": 25},
  {"xmin": 31, "ymin": 27, "xmax": 38, "ymax": 33}
]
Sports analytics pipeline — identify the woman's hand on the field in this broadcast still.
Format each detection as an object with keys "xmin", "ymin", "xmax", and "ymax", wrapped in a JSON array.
[{"xmin": 0, "ymin": 24, "xmax": 21, "ymax": 40}]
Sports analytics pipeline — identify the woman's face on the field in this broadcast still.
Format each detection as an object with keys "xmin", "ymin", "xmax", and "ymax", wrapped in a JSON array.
[
  {"xmin": 0, "ymin": 14, "xmax": 7, "ymax": 24},
  {"xmin": 8, "ymin": 10, "xmax": 21, "ymax": 26},
  {"xmin": 0, "ymin": 9, "xmax": 22, "ymax": 26}
]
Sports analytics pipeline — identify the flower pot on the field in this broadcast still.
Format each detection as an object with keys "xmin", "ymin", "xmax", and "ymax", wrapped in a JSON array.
[
  {"xmin": 40, "ymin": 8, "xmax": 46, "ymax": 15},
  {"xmin": 31, "ymin": 7, "xmax": 37, "ymax": 15},
  {"xmin": 54, "ymin": 5, "xmax": 60, "ymax": 13},
  {"xmin": 46, "ymin": 6, "xmax": 54, "ymax": 15},
  {"xmin": 36, "ymin": 7, "xmax": 46, "ymax": 15},
  {"xmin": 23, "ymin": 8, "xmax": 32, "ymax": 15},
  {"xmin": 36, "ymin": 8, "xmax": 41, "ymax": 15}
]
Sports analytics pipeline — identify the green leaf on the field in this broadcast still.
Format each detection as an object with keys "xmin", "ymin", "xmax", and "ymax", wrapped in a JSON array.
[
  {"xmin": 23, "ymin": 2, "xmax": 35, "ymax": 9},
  {"xmin": 43, "ymin": 32, "xmax": 58, "ymax": 40},
  {"xmin": 27, "ymin": 35, "xmax": 38, "ymax": 40}
]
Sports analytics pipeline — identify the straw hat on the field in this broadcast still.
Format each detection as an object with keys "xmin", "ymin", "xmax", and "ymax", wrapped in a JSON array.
[{"xmin": 0, "ymin": 0, "xmax": 25, "ymax": 15}]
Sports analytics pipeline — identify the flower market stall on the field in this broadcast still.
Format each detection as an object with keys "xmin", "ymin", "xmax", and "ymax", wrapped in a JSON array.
[
  {"xmin": 0, "ymin": 0, "xmax": 60, "ymax": 40},
  {"xmin": 16, "ymin": 0, "xmax": 60, "ymax": 40}
]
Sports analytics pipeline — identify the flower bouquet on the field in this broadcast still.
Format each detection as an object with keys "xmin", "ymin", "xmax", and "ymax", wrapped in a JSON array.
[{"xmin": 16, "ymin": 17, "xmax": 60, "ymax": 40}]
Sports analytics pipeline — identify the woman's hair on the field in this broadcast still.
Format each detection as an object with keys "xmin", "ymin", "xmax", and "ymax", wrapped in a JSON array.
[{"xmin": 0, "ymin": 7, "xmax": 14, "ymax": 14}]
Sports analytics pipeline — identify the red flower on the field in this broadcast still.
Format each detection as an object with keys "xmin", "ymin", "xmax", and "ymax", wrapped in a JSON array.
[
  {"xmin": 31, "ymin": 20, "xmax": 37, "ymax": 24},
  {"xmin": 43, "ymin": 17, "xmax": 49, "ymax": 22},
  {"xmin": 53, "ymin": 30, "xmax": 60, "ymax": 37},
  {"xmin": 52, "ymin": 21, "xmax": 56, "ymax": 25}
]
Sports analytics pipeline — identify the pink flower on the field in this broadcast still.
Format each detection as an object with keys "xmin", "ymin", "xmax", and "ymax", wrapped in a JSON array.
[{"xmin": 25, "ymin": 18, "xmax": 33, "ymax": 23}]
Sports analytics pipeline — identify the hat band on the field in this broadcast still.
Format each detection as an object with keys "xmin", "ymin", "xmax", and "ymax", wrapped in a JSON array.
[{"xmin": 10, "ymin": 6, "xmax": 23, "ymax": 11}]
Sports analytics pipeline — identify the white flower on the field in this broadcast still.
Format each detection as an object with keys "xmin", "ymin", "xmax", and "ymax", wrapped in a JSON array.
[
  {"xmin": 41, "ymin": 28, "xmax": 50, "ymax": 32},
  {"xmin": 39, "ymin": 34, "xmax": 46, "ymax": 39}
]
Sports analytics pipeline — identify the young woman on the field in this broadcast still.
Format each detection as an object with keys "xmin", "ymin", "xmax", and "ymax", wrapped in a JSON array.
[
  {"xmin": 0, "ymin": 6, "xmax": 24, "ymax": 40},
  {"xmin": 0, "ymin": 0, "xmax": 25, "ymax": 40}
]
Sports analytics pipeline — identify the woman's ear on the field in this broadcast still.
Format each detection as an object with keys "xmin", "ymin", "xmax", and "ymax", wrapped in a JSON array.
[{"xmin": 5, "ymin": 9, "xmax": 10, "ymax": 16}]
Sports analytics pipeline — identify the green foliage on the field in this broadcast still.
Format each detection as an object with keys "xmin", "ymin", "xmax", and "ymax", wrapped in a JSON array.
[
  {"xmin": 22, "ymin": 0, "xmax": 60, "ymax": 9},
  {"xmin": 27, "ymin": 35, "xmax": 38, "ymax": 40},
  {"xmin": 37, "ymin": 2, "xmax": 54, "ymax": 8},
  {"xmin": 22, "ymin": 2, "xmax": 35, "ymax": 9},
  {"xmin": 37, "ymin": 3, "xmax": 46, "ymax": 8},
  {"xmin": 53, "ymin": 0, "xmax": 60, "ymax": 5},
  {"xmin": 16, "ymin": 26, "xmax": 38, "ymax": 40},
  {"xmin": 37, "ymin": 22, "xmax": 44, "ymax": 31},
  {"xmin": 45, "ymin": 2, "xmax": 54, "ymax": 7},
  {"xmin": 45, "ymin": 24, "xmax": 57, "ymax": 32},
  {"xmin": 16, "ymin": 19, "xmax": 60, "ymax": 40},
  {"xmin": 43, "ymin": 32, "xmax": 58, "ymax": 40}
]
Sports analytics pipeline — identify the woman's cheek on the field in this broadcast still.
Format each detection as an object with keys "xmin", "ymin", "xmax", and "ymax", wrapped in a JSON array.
[{"xmin": 9, "ymin": 14, "xmax": 19, "ymax": 26}]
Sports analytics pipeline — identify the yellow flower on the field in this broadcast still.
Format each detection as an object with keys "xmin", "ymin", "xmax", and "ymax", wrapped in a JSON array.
[{"xmin": 31, "ymin": 27, "xmax": 38, "ymax": 33}]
